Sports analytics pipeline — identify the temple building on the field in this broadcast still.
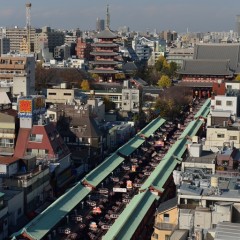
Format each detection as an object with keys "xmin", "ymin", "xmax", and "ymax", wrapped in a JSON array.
[
  {"xmin": 89, "ymin": 5, "xmax": 122, "ymax": 82},
  {"xmin": 178, "ymin": 44, "xmax": 240, "ymax": 98}
]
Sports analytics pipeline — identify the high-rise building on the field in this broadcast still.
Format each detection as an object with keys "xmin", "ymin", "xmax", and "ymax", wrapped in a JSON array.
[
  {"xmin": 96, "ymin": 18, "xmax": 105, "ymax": 32},
  {"xmin": 0, "ymin": 37, "xmax": 10, "ymax": 55},
  {"xmin": 35, "ymin": 27, "xmax": 64, "ymax": 53},
  {"xmin": 236, "ymin": 15, "xmax": 240, "ymax": 36},
  {"xmin": 4, "ymin": 27, "xmax": 36, "ymax": 52}
]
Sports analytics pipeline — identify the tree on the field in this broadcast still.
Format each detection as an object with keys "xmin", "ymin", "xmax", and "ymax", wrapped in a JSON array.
[
  {"xmin": 115, "ymin": 73, "xmax": 126, "ymax": 80},
  {"xmin": 158, "ymin": 75, "xmax": 172, "ymax": 88},
  {"xmin": 103, "ymin": 96, "xmax": 116, "ymax": 111},
  {"xmin": 91, "ymin": 73, "xmax": 99, "ymax": 80},
  {"xmin": 235, "ymin": 74, "xmax": 240, "ymax": 81},
  {"xmin": 81, "ymin": 80, "xmax": 90, "ymax": 91}
]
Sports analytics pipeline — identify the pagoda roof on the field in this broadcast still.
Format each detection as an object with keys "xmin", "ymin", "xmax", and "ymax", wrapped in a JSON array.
[
  {"xmin": 92, "ymin": 43, "xmax": 119, "ymax": 47},
  {"xmin": 89, "ymin": 69, "xmax": 120, "ymax": 74},
  {"xmin": 96, "ymin": 29, "xmax": 117, "ymax": 39},
  {"xmin": 90, "ymin": 52, "xmax": 119, "ymax": 56},
  {"xmin": 89, "ymin": 61, "xmax": 119, "ymax": 65}
]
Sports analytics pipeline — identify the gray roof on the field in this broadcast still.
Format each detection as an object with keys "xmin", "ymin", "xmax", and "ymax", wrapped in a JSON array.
[
  {"xmin": 90, "ymin": 52, "xmax": 118, "ymax": 56},
  {"xmin": 178, "ymin": 59, "xmax": 233, "ymax": 76},
  {"xmin": 89, "ymin": 61, "xmax": 119, "ymax": 65},
  {"xmin": 215, "ymin": 222, "xmax": 240, "ymax": 240},
  {"xmin": 194, "ymin": 43, "xmax": 240, "ymax": 71},
  {"xmin": 122, "ymin": 62, "xmax": 138, "ymax": 72},
  {"xmin": 177, "ymin": 81, "xmax": 213, "ymax": 88},
  {"xmin": 157, "ymin": 197, "xmax": 178, "ymax": 213},
  {"xmin": 92, "ymin": 43, "xmax": 118, "ymax": 47},
  {"xmin": 96, "ymin": 29, "xmax": 117, "ymax": 39}
]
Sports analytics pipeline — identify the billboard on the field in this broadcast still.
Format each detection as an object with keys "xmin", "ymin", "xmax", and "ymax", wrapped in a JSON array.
[{"xmin": 18, "ymin": 96, "xmax": 46, "ymax": 118}]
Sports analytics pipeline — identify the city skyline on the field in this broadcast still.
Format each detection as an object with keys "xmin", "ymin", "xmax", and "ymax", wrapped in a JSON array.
[{"xmin": 0, "ymin": 0, "xmax": 240, "ymax": 33}]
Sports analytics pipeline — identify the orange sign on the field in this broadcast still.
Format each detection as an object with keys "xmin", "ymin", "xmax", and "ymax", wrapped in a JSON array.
[{"xmin": 19, "ymin": 100, "xmax": 32, "ymax": 113}]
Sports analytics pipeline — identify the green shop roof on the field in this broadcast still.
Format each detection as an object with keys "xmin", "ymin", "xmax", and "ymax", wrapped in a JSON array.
[
  {"xmin": 102, "ymin": 191, "xmax": 159, "ymax": 240},
  {"xmin": 82, "ymin": 153, "xmax": 124, "ymax": 187},
  {"xmin": 11, "ymin": 183, "xmax": 91, "ymax": 240},
  {"xmin": 194, "ymin": 98, "xmax": 211, "ymax": 119}
]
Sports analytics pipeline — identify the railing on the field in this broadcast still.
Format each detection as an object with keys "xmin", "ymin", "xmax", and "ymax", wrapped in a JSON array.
[
  {"xmin": 25, "ymin": 153, "xmax": 59, "ymax": 161},
  {"xmin": 154, "ymin": 222, "xmax": 178, "ymax": 231},
  {"xmin": 0, "ymin": 129, "xmax": 15, "ymax": 134}
]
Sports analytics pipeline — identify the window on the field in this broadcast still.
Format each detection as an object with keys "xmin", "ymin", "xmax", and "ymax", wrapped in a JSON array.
[
  {"xmin": 217, "ymin": 134, "xmax": 225, "ymax": 138},
  {"xmin": 226, "ymin": 101, "xmax": 232, "ymax": 106},
  {"xmin": 163, "ymin": 213, "xmax": 170, "ymax": 222},
  {"xmin": 64, "ymin": 93, "xmax": 72, "ymax": 96},
  {"xmin": 216, "ymin": 100, "xmax": 222, "ymax": 106},
  {"xmin": 48, "ymin": 92, "xmax": 56, "ymax": 95},
  {"xmin": 165, "ymin": 235, "xmax": 170, "ymax": 240},
  {"xmin": 229, "ymin": 136, "xmax": 237, "ymax": 140}
]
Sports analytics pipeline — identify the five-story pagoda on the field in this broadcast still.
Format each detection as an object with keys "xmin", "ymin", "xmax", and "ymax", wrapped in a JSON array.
[{"xmin": 89, "ymin": 5, "xmax": 122, "ymax": 82}]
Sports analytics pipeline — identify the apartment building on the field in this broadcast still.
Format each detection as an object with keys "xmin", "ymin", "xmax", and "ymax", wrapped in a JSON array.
[
  {"xmin": 4, "ymin": 27, "xmax": 36, "ymax": 52},
  {"xmin": 0, "ymin": 54, "xmax": 35, "ymax": 97}
]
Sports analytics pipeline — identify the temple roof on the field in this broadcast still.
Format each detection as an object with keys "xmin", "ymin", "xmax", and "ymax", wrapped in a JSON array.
[
  {"xmin": 194, "ymin": 44, "xmax": 240, "ymax": 71},
  {"xmin": 96, "ymin": 29, "xmax": 117, "ymax": 39},
  {"xmin": 178, "ymin": 59, "xmax": 233, "ymax": 76},
  {"xmin": 90, "ymin": 52, "xmax": 118, "ymax": 56},
  {"xmin": 92, "ymin": 43, "xmax": 118, "ymax": 47},
  {"xmin": 89, "ymin": 69, "xmax": 120, "ymax": 74},
  {"xmin": 89, "ymin": 61, "xmax": 119, "ymax": 65}
]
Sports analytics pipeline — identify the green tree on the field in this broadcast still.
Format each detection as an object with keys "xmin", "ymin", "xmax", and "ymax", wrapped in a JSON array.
[
  {"xmin": 115, "ymin": 73, "xmax": 126, "ymax": 80},
  {"xmin": 235, "ymin": 74, "xmax": 240, "ymax": 81},
  {"xmin": 158, "ymin": 75, "xmax": 172, "ymax": 88},
  {"xmin": 169, "ymin": 62, "xmax": 178, "ymax": 78},
  {"xmin": 81, "ymin": 80, "xmax": 90, "ymax": 91},
  {"xmin": 103, "ymin": 96, "xmax": 116, "ymax": 111}
]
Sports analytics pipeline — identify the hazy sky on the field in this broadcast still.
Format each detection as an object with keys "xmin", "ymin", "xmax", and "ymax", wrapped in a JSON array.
[{"xmin": 0, "ymin": 0, "xmax": 240, "ymax": 33}]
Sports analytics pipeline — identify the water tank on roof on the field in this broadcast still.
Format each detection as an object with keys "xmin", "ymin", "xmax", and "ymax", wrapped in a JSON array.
[{"xmin": 211, "ymin": 176, "xmax": 219, "ymax": 188}]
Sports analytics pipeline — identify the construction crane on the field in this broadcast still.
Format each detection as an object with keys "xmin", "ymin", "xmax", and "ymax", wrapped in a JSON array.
[{"xmin": 26, "ymin": 2, "xmax": 31, "ymax": 54}]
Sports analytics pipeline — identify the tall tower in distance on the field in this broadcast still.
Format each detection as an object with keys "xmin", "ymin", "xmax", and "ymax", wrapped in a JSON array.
[
  {"xmin": 106, "ymin": 4, "xmax": 110, "ymax": 30},
  {"xmin": 236, "ymin": 15, "xmax": 240, "ymax": 37},
  {"xmin": 26, "ymin": 2, "xmax": 31, "ymax": 54},
  {"xmin": 96, "ymin": 18, "xmax": 105, "ymax": 32}
]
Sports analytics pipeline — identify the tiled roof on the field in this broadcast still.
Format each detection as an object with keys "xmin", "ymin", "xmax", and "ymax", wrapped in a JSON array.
[
  {"xmin": 96, "ymin": 29, "xmax": 117, "ymax": 39},
  {"xmin": 157, "ymin": 197, "xmax": 178, "ymax": 213},
  {"xmin": 0, "ymin": 156, "xmax": 20, "ymax": 165},
  {"xmin": 178, "ymin": 59, "xmax": 233, "ymax": 76},
  {"xmin": 14, "ymin": 128, "xmax": 31, "ymax": 158},
  {"xmin": 194, "ymin": 43, "xmax": 240, "ymax": 71}
]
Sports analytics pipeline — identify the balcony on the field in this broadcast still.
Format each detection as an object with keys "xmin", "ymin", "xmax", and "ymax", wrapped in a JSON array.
[
  {"xmin": 25, "ymin": 153, "xmax": 59, "ymax": 162},
  {"xmin": 154, "ymin": 222, "xmax": 178, "ymax": 231}
]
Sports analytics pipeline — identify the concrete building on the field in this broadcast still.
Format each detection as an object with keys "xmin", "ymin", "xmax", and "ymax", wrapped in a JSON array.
[
  {"xmin": 152, "ymin": 197, "xmax": 180, "ymax": 240},
  {"xmin": 35, "ymin": 27, "xmax": 64, "ymax": 53},
  {"xmin": 166, "ymin": 47, "xmax": 194, "ymax": 67},
  {"xmin": 54, "ymin": 44, "xmax": 70, "ymax": 60},
  {"xmin": 0, "ymin": 109, "xmax": 18, "ymax": 157},
  {"xmin": 75, "ymin": 37, "xmax": 93, "ymax": 60},
  {"xmin": 122, "ymin": 87, "xmax": 140, "ymax": 112},
  {"xmin": 96, "ymin": 18, "xmax": 105, "ymax": 32},
  {"xmin": 0, "ymin": 54, "xmax": 35, "ymax": 97},
  {"xmin": 236, "ymin": 15, "xmax": 240, "ymax": 36},
  {"xmin": 0, "ymin": 37, "xmax": 10, "ymax": 55},
  {"xmin": 4, "ymin": 27, "xmax": 36, "ymax": 52}
]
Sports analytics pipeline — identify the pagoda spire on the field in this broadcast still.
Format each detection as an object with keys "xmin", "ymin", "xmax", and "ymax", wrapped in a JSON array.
[{"xmin": 106, "ymin": 4, "xmax": 110, "ymax": 30}]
